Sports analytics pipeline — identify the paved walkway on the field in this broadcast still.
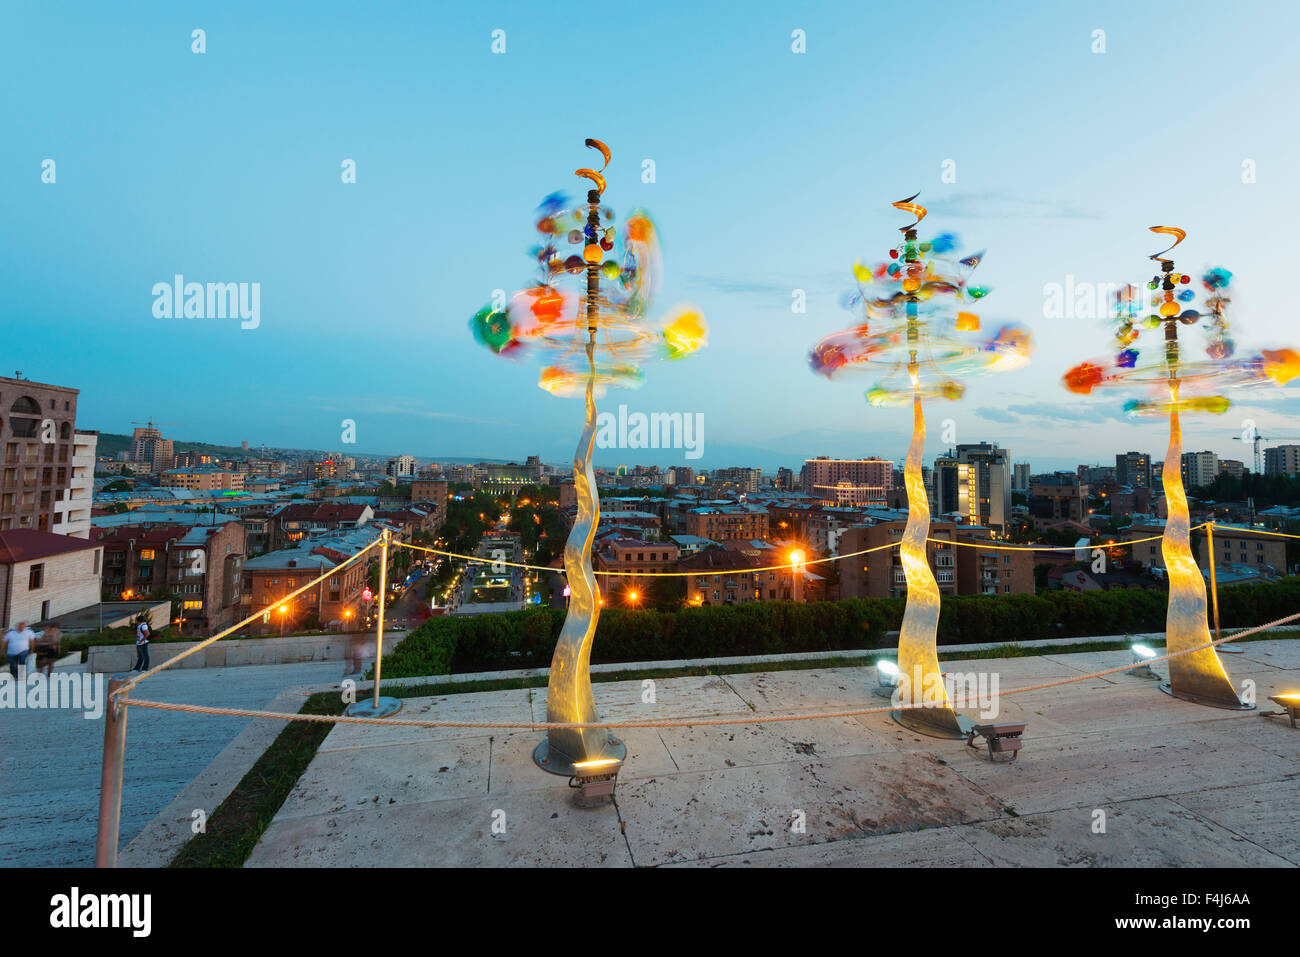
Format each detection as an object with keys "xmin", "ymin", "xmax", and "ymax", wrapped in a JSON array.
[
  {"xmin": 0, "ymin": 661, "xmax": 343, "ymax": 868},
  {"xmin": 247, "ymin": 641, "xmax": 1300, "ymax": 867}
]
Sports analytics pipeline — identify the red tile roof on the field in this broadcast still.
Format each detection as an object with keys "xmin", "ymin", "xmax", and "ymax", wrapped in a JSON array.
[{"xmin": 0, "ymin": 529, "xmax": 101, "ymax": 564}]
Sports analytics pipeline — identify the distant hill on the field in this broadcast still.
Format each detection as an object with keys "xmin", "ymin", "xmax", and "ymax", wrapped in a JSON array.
[{"xmin": 93, "ymin": 432, "xmax": 263, "ymax": 461}]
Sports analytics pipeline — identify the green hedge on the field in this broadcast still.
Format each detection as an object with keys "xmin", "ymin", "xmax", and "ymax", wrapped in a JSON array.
[{"xmin": 379, "ymin": 578, "xmax": 1300, "ymax": 678}]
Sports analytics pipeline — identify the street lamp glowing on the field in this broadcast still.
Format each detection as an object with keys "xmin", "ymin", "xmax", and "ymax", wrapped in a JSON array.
[
  {"xmin": 789, "ymin": 549, "xmax": 805, "ymax": 567},
  {"xmin": 278, "ymin": 605, "xmax": 288, "ymax": 614},
  {"xmin": 627, "ymin": 590, "xmax": 639, "ymax": 603}
]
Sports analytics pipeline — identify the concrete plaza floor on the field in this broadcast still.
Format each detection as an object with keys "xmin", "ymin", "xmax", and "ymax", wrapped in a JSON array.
[
  {"xmin": 247, "ymin": 640, "xmax": 1300, "ymax": 867},
  {"xmin": 1, "ymin": 660, "xmax": 344, "ymax": 868}
]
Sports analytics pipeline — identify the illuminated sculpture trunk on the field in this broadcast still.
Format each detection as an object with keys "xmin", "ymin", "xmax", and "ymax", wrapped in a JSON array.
[
  {"xmin": 534, "ymin": 337, "xmax": 628, "ymax": 773},
  {"xmin": 1159, "ymin": 382, "xmax": 1248, "ymax": 709},
  {"xmin": 893, "ymin": 382, "xmax": 974, "ymax": 737}
]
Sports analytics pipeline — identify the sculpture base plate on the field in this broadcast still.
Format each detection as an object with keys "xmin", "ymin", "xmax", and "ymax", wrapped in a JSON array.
[
  {"xmin": 1158, "ymin": 681, "xmax": 1255, "ymax": 711},
  {"xmin": 533, "ymin": 735, "xmax": 628, "ymax": 777},
  {"xmin": 891, "ymin": 708, "xmax": 977, "ymax": 739},
  {"xmin": 344, "ymin": 696, "xmax": 404, "ymax": 718}
]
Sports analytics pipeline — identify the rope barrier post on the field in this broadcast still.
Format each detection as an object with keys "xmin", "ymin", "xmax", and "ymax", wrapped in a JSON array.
[
  {"xmin": 94, "ymin": 675, "xmax": 130, "ymax": 868},
  {"xmin": 1205, "ymin": 521, "xmax": 1240, "ymax": 654},
  {"xmin": 345, "ymin": 528, "xmax": 402, "ymax": 718}
]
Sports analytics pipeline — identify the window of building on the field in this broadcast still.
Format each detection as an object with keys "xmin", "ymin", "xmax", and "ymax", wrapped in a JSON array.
[
  {"xmin": 139, "ymin": 549, "xmax": 155, "ymax": 561},
  {"xmin": 29, "ymin": 563, "xmax": 44, "ymax": 589}
]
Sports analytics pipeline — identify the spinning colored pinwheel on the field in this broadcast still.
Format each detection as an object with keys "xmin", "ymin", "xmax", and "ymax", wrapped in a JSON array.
[
  {"xmin": 469, "ymin": 139, "xmax": 705, "ymax": 776},
  {"xmin": 808, "ymin": 194, "xmax": 1033, "ymax": 738},
  {"xmin": 1063, "ymin": 227, "xmax": 1299, "ymax": 709}
]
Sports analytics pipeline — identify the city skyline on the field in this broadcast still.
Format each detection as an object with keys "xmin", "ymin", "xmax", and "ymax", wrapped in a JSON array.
[{"xmin": 5, "ymin": 1, "xmax": 1300, "ymax": 474}]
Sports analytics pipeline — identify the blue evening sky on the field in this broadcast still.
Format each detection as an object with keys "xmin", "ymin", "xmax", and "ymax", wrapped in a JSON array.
[{"xmin": 4, "ymin": 0, "xmax": 1298, "ymax": 472}]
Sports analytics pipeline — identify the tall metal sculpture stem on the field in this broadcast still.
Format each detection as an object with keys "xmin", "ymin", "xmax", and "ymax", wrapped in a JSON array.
[
  {"xmin": 534, "ymin": 190, "xmax": 628, "ymax": 773},
  {"xmin": 892, "ymin": 300, "xmax": 971, "ymax": 736},
  {"xmin": 1160, "ymin": 376, "xmax": 1247, "ymax": 708}
]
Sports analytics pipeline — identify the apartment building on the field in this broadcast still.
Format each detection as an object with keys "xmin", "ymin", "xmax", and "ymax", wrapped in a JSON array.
[
  {"xmin": 802, "ymin": 457, "xmax": 893, "ymax": 508},
  {"xmin": 0, "ymin": 528, "xmax": 104, "ymax": 628},
  {"xmin": 682, "ymin": 504, "xmax": 769, "ymax": 541},
  {"xmin": 94, "ymin": 520, "xmax": 246, "ymax": 632},
  {"xmin": 161, "ymin": 466, "xmax": 245, "ymax": 492},
  {"xmin": 1, "ymin": 377, "xmax": 99, "ymax": 538},
  {"xmin": 594, "ymin": 537, "xmax": 680, "ymax": 593},
  {"xmin": 837, "ymin": 520, "xmax": 962, "ymax": 599}
]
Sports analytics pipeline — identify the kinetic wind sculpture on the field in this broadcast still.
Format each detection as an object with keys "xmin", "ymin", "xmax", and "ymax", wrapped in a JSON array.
[
  {"xmin": 470, "ymin": 139, "xmax": 706, "ymax": 773},
  {"xmin": 1064, "ymin": 227, "xmax": 1299, "ymax": 708},
  {"xmin": 808, "ymin": 194, "xmax": 1033, "ymax": 737}
]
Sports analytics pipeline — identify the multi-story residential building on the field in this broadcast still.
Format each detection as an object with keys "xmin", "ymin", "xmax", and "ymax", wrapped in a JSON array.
[
  {"xmin": 130, "ymin": 421, "xmax": 175, "ymax": 474},
  {"xmin": 1197, "ymin": 524, "xmax": 1286, "ymax": 575},
  {"xmin": 952, "ymin": 442, "xmax": 1012, "ymax": 531},
  {"xmin": 1012, "ymin": 462, "xmax": 1030, "ymax": 493},
  {"xmin": 801, "ymin": 457, "xmax": 893, "ymax": 508},
  {"xmin": 838, "ymin": 520, "xmax": 962, "ymax": 599},
  {"xmin": 57, "ymin": 431, "xmax": 97, "ymax": 538},
  {"xmin": 931, "ymin": 455, "xmax": 979, "ymax": 525},
  {"xmin": 775, "ymin": 467, "xmax": 795, "ymax": 490},
  {"xmin": 680, "ymin": 548, "xmax": 768, "ymax": 604},
  {"xmin": 94, "ymin": 521, "xmax": 246, "ymax": 632},
  {"xmin": 1180, "ymin": 451, "xmax": 1219, "ymax": 489},
  {"xmin": 1, "ymin": 376, "xmax": 97, "ymax": 537},
  {"xmin": 411, "ymin": 479, "xmax": 449, "ymax": 507},
  {"xmin": 712, "ymin": 467, "xmax": 761, "ymax": 494},
  {"xmin": 1264, "ymin": 445, "xmax": 1300, "ymax": 477},
  {"xmin": 269, "ymin": 502, "xmax": 373, "ymax": 550},
  {"xmin": 385, "ymin": 455, "xmax": 417, "ymax": 478},
  {"xmin": 1029, "ymin": 472, "xmax": 1090, "ymax": 525},
  {"xmin": 1116, "ymin": 451, "xmax": 1152, "ymax": 489},
  {"xmin": 239, "ymin": 530, "xmax": 378, "ymax": 632},
  {"xmin": 1218, "ymin": 459, "xmax": 1245, "ymax": 481},
  {"xmin": 0, "ymin": 528, "xmax": 104, "ymax": 628},
  {"xmin": 682, "ymin": 504, "xmax": 769, "ymax": 541},
  {"xmin": 594, "ymin": 537, "xmax": 680, "ymax": 592},
  {"xmin": 173, "ymin": 450, "xmax": 214, "ymax": 468},
  {"xmin": 1125, "ymin": 521, "xmax": 1286, "ymax": 579},
  {"xmin": 161, "ymin": 466, "xmax": 245, "ymax": 491},
  {"xmin": 666, "ymin": 466, "xmax": 696, "ymax": 488},
  {"xmin": 952, "ymin": 533, "xmax": 1034, "ymax": 596},
  {"xmin": 304, "ymin": 459, "xmax": 340, "ymax": 482}
]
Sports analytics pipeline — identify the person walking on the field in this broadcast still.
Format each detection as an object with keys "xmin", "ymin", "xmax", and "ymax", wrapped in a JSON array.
[
  {"xmin": 35, "ymin": 623, "xmax": 62, "ymax": 677},
  {"xmin": 133, "ymin": 618, "xmax": 151, "ymax": 672},
  {"xmin": 3, "ymin": 621, "xmax": 36, "ymax": 678}
]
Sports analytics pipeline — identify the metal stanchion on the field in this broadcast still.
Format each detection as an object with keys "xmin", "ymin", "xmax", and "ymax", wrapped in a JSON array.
[
  {"xmin": 94, "ymin": 675, "xmax": 130, "ymax": 868},
  {"xmin": 346, "ymin": 528, "xmax": 402, "ymax": 718},
  {"xmin": 1207, "ymin": 522, "xmax": 1242, "ymax": 654}
]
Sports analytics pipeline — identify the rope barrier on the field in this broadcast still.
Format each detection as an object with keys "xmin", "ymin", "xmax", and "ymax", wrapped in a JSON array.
[
  {"xmin": 117, "ymin": 538, "xmax": 382, "ymax": 695},
  {"xmin": 115, "ymin": 611, "xmax": 1300, "ymax": 731},
  {"xmin": 394, "ymin": 526, "xmax": 1197, "ymax": 577},
  {"xmin": 397, "ymin": 537, "xmax": 902, "ymax": 576}
]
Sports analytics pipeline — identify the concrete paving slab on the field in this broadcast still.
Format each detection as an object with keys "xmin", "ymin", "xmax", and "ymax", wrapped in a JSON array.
[
  {"xmin": 320, "ymin": 688, "xmax": 535, "ymax": 750},
  {"xmin": 276, "ymin": 736, "xmax": 493, "ymax": 820},
  {"xmin": 959, "ymin": 797, "xmax": 1293, "ymax": 867},
  {"xmin": 1168, "ymin": 779, "xmax": 1300, "ymax": 865},
  {"xmin": 247, "ymin": 790, "xmax": 631, "ymax": 867},
  {"xmin": 657, "ymin": 716, "xmax": 901, "ymax": 773},
  {"xmin": 950, "ymin": 719, "xmax": 1287, "ymax": 816},
  {"xmin": 614, "ymin": 751, "xmax": 1005, "ymax": 867},
  {"xmin": 664, "ymin": 825, "xmax": 991, "ymax": 868},
  {"xmin": 529, "ymin": 674, "xmax": 751, "ymax": 724}
]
